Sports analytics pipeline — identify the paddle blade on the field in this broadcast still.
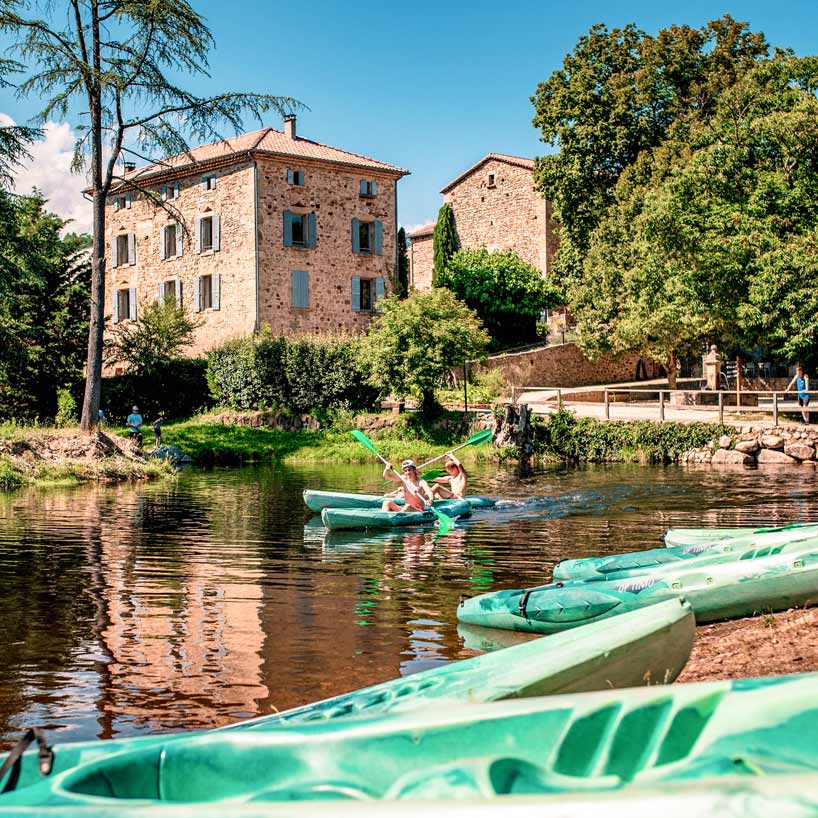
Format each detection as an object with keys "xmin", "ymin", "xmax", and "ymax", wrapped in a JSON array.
[
  {"xmin": 350, "ymin": 430, "xmax": 380, "ymax": 457},
  {"xmin": 421, "ymin": 469, "xmax": 445, "ymax": 481},
  {"xmin": 466, "ymin": 428, "xmax": 493, "ymax": 447},
  {"xmin": 429, "ymin": 505, "xmax": 455, "ymax": 536}
]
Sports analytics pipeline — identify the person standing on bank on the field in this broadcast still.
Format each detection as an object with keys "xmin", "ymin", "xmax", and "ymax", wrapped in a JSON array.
[
  {"xmin": 152, "ymin": 411, "xmax": 165, "ymax": 449},
  {"xmin": 786, "ymin": 365, "xmax": 811, "ymax": 424},
  {"xmin": 126, "ymin": 405, "xmax": 143, "ymax": 446}
]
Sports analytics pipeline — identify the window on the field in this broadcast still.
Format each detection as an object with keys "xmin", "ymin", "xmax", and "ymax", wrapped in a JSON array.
[
  {"xmin": 352, "ymin": 276, "xmax": 385, "ymax": 312},
  {"xmin": 360, "ymin": 278, "xmax": 372, "ymax": 310},
  {"xmin": 161, "ymin": 279, "xmax": 180, "ymax": 306},
  {"xmin": 162, "ymin": 222, "xmax": 182, "ymax": 259},
  {"xmin": 114, "ymin": 194, "xmax": 131, "ymax": 211},
  {"xmin": 291, "ymin": 214, "xmax": 306, "ymax": 246},
  {"xmin": 283, "ymin": 211, "xmax": 316, "ymax": 248},
  {"xmin": 351, "ymin": 219, "xmax": 383, "ymax": 255},
  {"xmin": 196, "ymin": 214, "xmax": 220, "ymax": 253},
  {"xmin": 291, "ymin": 270, "xmax": 309, "ymax": 308},
  {"xmin": 358, "ymin": 220, "xmax": 371, "ymax": 253},
  {"xmin": 161, "ymin": 183, "xmax": 180, "ymax": 201},
  {"xmin": 116, "ymin": 234, "xmax": 130, "ymax": 265},
  {"xmin": 195, "ymin": 274, "xmax": 220, "ymax": 312},
  {"xmin": 487, "ymin": 173, "xmax": 496, "ymax": 188},
  {"xmin": 359, "ymin": 179, "xmax": 378, "ymax": 197},
  {"xmin": 287, "ymin": 169, "xmax": 305, "ymax": 186},
  {"xmin": 202, "ymin": 175, "xmax": 217, "ymax": 191},
  {"xmin": 113, "ymin": 287, "xmax": 136, "ymax": 324},
  {"xmin": 200, "ymin": 216, "xmax": 213, "ymax": 251}
]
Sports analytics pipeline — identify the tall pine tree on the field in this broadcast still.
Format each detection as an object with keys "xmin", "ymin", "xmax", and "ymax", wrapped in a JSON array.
[
  {"xmin": 432, "ymin": 203, "xmax": 458, "ymax": 286},
  {"xmin": 396, "ymin": 227, "xmax": 409, "ymax": 297}
]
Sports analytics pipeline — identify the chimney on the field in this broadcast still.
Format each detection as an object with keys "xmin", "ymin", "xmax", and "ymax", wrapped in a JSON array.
[
  {"xmin": 284, "ymin": 114, "xmax": 297, "ymax": 140},
  {"xmin": 124, "ymin": 161, "xmax": 136, "ymax": 172}
]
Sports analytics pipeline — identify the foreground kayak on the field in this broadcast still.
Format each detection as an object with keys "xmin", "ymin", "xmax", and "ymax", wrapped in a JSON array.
[
  {"xmin": 664, "ymin": 522, "xmax": 811, "ymax": 548},
  {"xmin": 304, "ymin": 489, "xmax": 496, "ymax": 513},
  {"xmin": 321, "ymin": 499, "xmax": 471, "ymax": 530},
  {"xmin": 0, "ymin": 600, "xmax": 694, "ymax": 798},
  {"xmin": 4, "ymin": 672, "xmax": 818, "ymax": 809},
  {"xmin": 554, "ymin": 525, "xmax": 818, "ymax": 582},
  {"xmin": 459, "ymin": 545, "xmax": 818, "ymax": 633}
]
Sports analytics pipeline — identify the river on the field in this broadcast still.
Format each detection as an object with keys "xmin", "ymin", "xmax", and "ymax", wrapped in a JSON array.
[{"xmin": 0, "ymin": 460, "xmax": 815, "ymax": 749}]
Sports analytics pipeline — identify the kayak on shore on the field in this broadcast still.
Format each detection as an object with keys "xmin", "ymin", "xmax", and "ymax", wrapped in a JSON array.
[
  {"xmin": 0, "ymin": 600, "xmax": 694, "ymax": 801},
  {"xmin": 303, "ymin": 489, "xmax": 496, "ymax": 513},
  {"xmin": 664, "ymin": 522, "xmax": 812, "ymax": 548},
  {"xmin": 4, "ymin": 671, "xmax": 818, "ymax": 809},
  {"xmin": 321, "ymin": 499, "xmax": 472, "ymax": 531},
  {"xmin": 459, "ymin": 544, "xmax": 818, "ymax": 633}
]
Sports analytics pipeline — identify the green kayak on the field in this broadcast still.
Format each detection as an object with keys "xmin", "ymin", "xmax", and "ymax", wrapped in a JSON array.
[
  {"xmin": 321, "ymin": 498, "xmax": 471, "ymax": 530},
  {"xmin": 304, "ymin": 489, "xmax": 496, "ymax": 513},
  {"xmin": 0, "ymin": 600, "xmax": 694, "ymax": 799},
  {"xmin": 664, "ymin": 523, "xmax": 812, "ymax": 548},
  {"xmin": 4, "ymin": 673, "xmax": 818, "ymax": 809},
  {"xmin": 459, "ymin": 544, "xmax": 818, "ymax": 633},
  {"xmin": 554, "ymin": 525, "xmax": 818, "ymax": 582}
]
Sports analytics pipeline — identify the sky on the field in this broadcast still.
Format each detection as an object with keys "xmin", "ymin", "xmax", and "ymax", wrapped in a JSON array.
[{"xmin": 1, "ymin": 0, "xmax": 817, "ymax": 235}]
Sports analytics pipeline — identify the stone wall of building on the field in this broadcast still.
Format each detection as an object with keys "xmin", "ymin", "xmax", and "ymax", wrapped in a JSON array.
[
  {"xmin": 105, "ymin": 161, "xmax": 258, "ymax": 367},
  {"xmin": 255, "ymin": 156, "xmax": 396, "ymax": 334},
  {"xmin": 444, "ymin": 158, "xmax": 558, "ymax": 275},
  {"xmin": 409, "ymin": 231, "xmax": 434, "ymax": 291}
]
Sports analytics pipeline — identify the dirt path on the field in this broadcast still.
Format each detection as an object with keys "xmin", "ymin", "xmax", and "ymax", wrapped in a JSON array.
[{"xmin": 677, "ymin": 607, "xmax": 818, "ymax": 683}]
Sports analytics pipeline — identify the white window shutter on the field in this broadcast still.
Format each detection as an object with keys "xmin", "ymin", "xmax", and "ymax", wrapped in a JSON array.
[
  {"xmin": 212, "ymin": 274, "xmax": 221, "ymax": 310},
  {"xmin": 129, "ymin": 288, "xmax": 137, "ymax": 321},
  {"xmin": 161, "ymin": 186, "xmax": 167, "ymax": 201},
  {"xmin": 195, "ymin": 217, "xmax": 201, "ymax": 253},
  {"xmin": 211, "ymin": 176, "xmax": 216, "ymax": 189},
  {"xmin": 175, "ymin": 278, "xmax": 183, "ymax": 306},
  {"xmin": 201, "ymin": 176, "xmax": 208, "ymax": 190},
  {"xmin": 112, "ymin": 291, "xmax": 119, "ymax": 324},
  {"xmin": 112, "ymin": 237, "xmax": 119, "ymax": 268},
  {"xmin": 194, "ymin": 276, "xmax": 201, "ymax": 312},
  {"xmin": 174, "ymin": 182, "xmax": 180, "ymax": 199},
  {"xmin": 128, "ymin": 233, "xmax": 136, "ymax": 266},
  {"xmin": 372, "ymin": 181, "xmax": 378, "ymax": 196},
  {"xmin": 175, "ymin": 222, "xmax": 183, "ymax": 257},
  {"xmin": 160, "ymin": 226, "xmax": 167, "ymax": 260},
  {"xmin": 213, "ymin": 215, "xmax": 221, "ymax": 252},
  {"xmin": 157, "ymin": 282, "xmax": 163, "ymax": 302},
  {"xmin": 114, "ymin": 198, "xmax": 120, "ymax": 212}
]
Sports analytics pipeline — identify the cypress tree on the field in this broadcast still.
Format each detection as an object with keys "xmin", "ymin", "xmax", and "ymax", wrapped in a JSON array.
[
  {"xmin": 396, "ymin": 227, "xmax": 409, "ymax": 297},
  {"xmin": 432, "ymin": 203, "xmax": 458, "ymax": 286}
]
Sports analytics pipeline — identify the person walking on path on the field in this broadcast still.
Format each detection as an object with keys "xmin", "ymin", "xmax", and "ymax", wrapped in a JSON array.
[
  {"xmin": 786, "ymin": 366, "xmax": 811, "ymax": 424},
  {"xmin": 126, "ymin": 405, "xmax": 143, "ymax": 447}
]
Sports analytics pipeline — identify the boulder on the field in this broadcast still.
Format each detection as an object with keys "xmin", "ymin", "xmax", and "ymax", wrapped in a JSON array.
[
  {"xmin": 784, "ymin": 442, "xmax": 816, "ymax": 461},
  {"xmin": 760, "ymin": 434, "xmax": 785, "ymax": 450},
  {"xmin": 757, "ymin": 448, "xmax": 798, "ymax": 465},
  {"xmin": 718, "ymin": 435, "xmax": 733, "ymax": 449},
  {"xmin": 711, "ymin": 448, "xmax": 755, "ymax": 466},
  {"xmin": 148, "ymin": 445, "xmax": 193, "ymax": 465},
  {"xmin": 735, "ymin": 439, "xmax": 760, "ymax": 454}
]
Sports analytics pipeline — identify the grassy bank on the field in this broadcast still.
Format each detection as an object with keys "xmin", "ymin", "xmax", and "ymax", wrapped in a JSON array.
[{"xmin": 533, "ymin": 411, "xmax": 733, "ymax": 464}]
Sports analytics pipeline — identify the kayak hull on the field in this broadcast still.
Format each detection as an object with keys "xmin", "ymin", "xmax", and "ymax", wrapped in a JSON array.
[
  {"xmin": 664, "ymin": 523, "xmax": 810, "ymax": 548},
  {"xmin": 321, "ymin": 499, "xmax": 471, "ymax": 530},
  {"xmin": 304, "ymin": 489, "xmax": 495, "ymax": 513}
]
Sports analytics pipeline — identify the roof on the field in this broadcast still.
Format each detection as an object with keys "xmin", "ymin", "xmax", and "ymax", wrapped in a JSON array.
[
  {"xmin": 440, "ymin": 153, "xmax": 535, "ymax": 194},
  {"xmin": 116, "ymin": 126, "xmax": 409, "ymax": 188},
  {"xmin": 407, "ymin": 223, "xmax": 435, "ymax": 239}
]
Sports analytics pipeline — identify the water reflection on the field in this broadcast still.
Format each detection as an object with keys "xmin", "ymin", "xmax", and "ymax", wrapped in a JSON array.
[{"xmin": 0, "ymin": 461, "xmax": 816, "ymax": 748}]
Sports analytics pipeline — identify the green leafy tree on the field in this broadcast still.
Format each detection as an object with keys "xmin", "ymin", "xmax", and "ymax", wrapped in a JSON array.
[
  {"xmin": 0, "ymin": 0, "xmax": 300, "ymax": 431},
  {"xmin": 396, "ymin": 227, "xmax": 409, "ymax": 298},
  {"xmin": 437, "ymin": 248, "xmax": 562, "ymax": 348},
  {"xmin": 363, "ymin": 289, "xmax": 489, "ymax": 415},
  {"xmin": 532, "ymin": 16, "xmax": 768, "ymax": 287},
  {"xmin": 106, "ymin": 300, "xmax": 203, "ymax": 376},
  {"xmin": 432, "ymin": 203, "xmax": 458, "ymax": 285}
]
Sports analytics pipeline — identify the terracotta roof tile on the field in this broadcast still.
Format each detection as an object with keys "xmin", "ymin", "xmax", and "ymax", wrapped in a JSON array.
[
  {"xmin": 440, "ymin": 152, "xmax": 534, "ymax": 193},
  {"xmin": 408, "ymin": 223, "xmax": 435, "ymax": 239}
]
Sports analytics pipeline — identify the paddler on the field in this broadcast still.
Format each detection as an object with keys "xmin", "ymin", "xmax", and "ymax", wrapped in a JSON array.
[
  {"xmin": 381, "ymin": 460, "xmax": 435, "ymax": 512},
  {"xmin": 430, "ymin": 452, "xmax": 467, "ymax": 500}
]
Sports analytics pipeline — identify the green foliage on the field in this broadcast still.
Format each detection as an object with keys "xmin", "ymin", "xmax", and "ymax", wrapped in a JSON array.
[
  {"xmin": 396, "ymin": 227, "xmax": 410, "ymax": 298},
  {"xmin": 55, "ymin": 388, "xmax": 78, "ymax": 428},
  {"xmin": 207, "ymin": 333, "xmax": 381, "ymax": 414},
  {"xmin": 437, "ymin": 368, "xmax": 507, "ymax": 405},
  {"xmin": 0, "ymin": 457, "xmax": 23, "ymax": 491},
  {"xmin": 532, "ymin": 16, "xmax": 769, "ymax": 287},
  {"xmin": 362, "ymin": 290, "xmax": 490, "ymax": 414},
  {"xmin": 101, "ymin": 359, "xmax": 211, "ymax": 423},
  {"xmin": 106, "ymin": 300, "xmax": 203, "ymax": 376},
  {"xmin": 0, "ymin": 192, "xmax": 90, "ymax": 422},
  {"xmin": 535, "ymin": 410, "xmax": 732, "ymax": 463},
  {"xmin": 432, "ymin": 204, "xmax": 458, "ymax": 286},
  {"xmin": 438, "ymin": 248, "xmax": 562, "ymax": 348}
]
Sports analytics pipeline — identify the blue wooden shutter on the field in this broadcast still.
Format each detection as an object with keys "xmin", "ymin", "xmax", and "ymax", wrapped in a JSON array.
[
  {"xmin": 161, "ymin": 185, "xmax": 167, "ymax": 201},
  {"xmin": 287, "ymin": 169, "xmax": 294, "ymax": 184},
  {"xmin": 112, "ymin": 237, "xmax": 119, "ymax": 267},
  {"xmin": 359, "ymin": 180, "xmax": 367, "ymax": 195},
  {"xmin": 213, "ymin": 274, "xmax": 221, "ymax": 310},
  {"xmin": 375, "ymin": 276, "xmax": 385, "ymax": 308},
  {"xmin": 194, "ymin": 276, "xmax": 201, "ymax": 312},
  {"xmin": 351, "ymin": 218, "xmax": 360, "ymax": 253},
  {"xmin": 201, "ymin": 176, "xmax": 208, "ymax": 190},
  {"xmin": 175, "ymin": 222, "xmax": 183, "ymax": 257},
  {"xmin": 373, "ymin": 221, "xmax": 383, "ymax": 256},
  {"xmin": 351, "ymin": 276, "xmax": 361, "ymax": 311},
  {"xmin": 291, "ymin": 270, "xmax": 309, "ymax": 308},
  {"xmin": 213, "ymin": 215, "xmax": 221, "ymax": 251},
  {"xmin": 129, "ymin": 288, "xmax": 137, "ymax": 321},
  {"xmin": 173, "ymin": 182, "xmax": 180, "ymax": 198},
  {"xmin": 125, "ymin": 193, "xmax": 132, "ymax": 209},
  {"xmin": 128, "ymin": 232, "xmax": 136, "ymax": 265},
  {"xmin": 307, "ymin": 212, "xmax": 316, "ymax": 248},
  {"xmin": 283, "ymin": 211, "xmax": 293, "ymax": 247},
  {"xmin": 112, "ymin": 291, "xmax": 119, "ymax": 324},
  {"xmin": 372, "ymin": 181, "xmax": 378, "ymax": 196}
]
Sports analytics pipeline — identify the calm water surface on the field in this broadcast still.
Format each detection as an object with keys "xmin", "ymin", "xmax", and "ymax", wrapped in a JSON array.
[{"xmin": 0, "ymin": 460, "xmax": 816, "ymax": 748}]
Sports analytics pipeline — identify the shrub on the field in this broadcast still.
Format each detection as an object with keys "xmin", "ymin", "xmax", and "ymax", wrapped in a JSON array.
[{"xmin": 55, "ymin": 388, "xmax": 78, "ymax": 427}]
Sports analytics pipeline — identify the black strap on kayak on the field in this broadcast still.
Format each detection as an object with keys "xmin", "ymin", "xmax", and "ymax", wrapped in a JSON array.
[
  {"xmin": 0, "ymin": 728, "xmax": 53, "ymax": 792},
  {"xmin": 518, "ymin": 589, "xmax": 532, "ymax": 620}
]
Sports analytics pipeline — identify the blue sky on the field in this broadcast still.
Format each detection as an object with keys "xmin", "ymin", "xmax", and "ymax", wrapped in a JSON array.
[{"xmin": 2, "ymin": 0, "xmax": 817, "ymax": 233}]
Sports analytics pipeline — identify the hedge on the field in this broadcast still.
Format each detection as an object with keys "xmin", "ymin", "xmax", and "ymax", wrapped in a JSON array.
[{"xmin": 207, "ymin": 334, "xmax": 382, "ymax": 414}]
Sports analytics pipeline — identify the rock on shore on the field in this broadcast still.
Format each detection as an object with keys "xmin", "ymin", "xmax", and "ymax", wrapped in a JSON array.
[{"xmin": 681, "ymin": 425, "xmax": 818, "ymax": 467}]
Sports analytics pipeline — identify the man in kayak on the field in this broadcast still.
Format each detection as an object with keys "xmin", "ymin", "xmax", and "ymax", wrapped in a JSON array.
[
  {"xmin": 381, "ymin": 460, "xmax": 435, "ymax": 512},
  {"xmin": 430, "ymin": 452, "xmax": 467, "ymax": 500}
]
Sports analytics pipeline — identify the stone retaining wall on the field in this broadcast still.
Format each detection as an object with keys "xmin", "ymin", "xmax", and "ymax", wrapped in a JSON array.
[
  {"xmin": 208, "ymin": 410, "xmax": 321, "ymax": 432},
  {"xmin": 682, "ymin": 425, "xmax": 818, "ymax": 466}
]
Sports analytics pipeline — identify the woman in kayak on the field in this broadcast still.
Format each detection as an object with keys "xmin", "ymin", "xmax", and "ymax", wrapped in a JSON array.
[
  {"xmin": 430, "ymin": 453, "xmax": 467, "ymax": 500},
  {"xmin": 381, "ymin": 460, "xmax": 435, "ymax": 512}
]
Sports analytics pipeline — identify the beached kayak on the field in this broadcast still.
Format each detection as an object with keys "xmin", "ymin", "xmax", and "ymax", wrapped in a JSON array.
[
  {"xmin": 664, "ymin": 522, "xmax": 812, "ymax": 548},
  {"xmin": 0, "ymin": 600, "xmax": 694, "ymax": 799},
  {"xmin": 554, "ymin": 525, "xmax": 818, "ymax": 582},
  {"xmin": 304, "ymin": 489, "xmax": 496, "ymax": 513},
  {"xmin": 321, "ymin": 499, "xmax": 471, "ymax": 530},
  {"xmin": 459, "ymin": 545, "xmax": 818, "ymax": 633},
  {"xmin": 5, "ymin": 672, "xmax": 818, "ymax": 809}
]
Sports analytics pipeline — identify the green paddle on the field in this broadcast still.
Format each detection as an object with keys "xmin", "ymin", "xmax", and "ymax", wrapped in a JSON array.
[
  {"xmin": 350, "ymin": 430, "xmax": 455, "ymax": 536},
  {"xmin": 416, "ymin": 428, "xmax": 493, "ymax": 472}
]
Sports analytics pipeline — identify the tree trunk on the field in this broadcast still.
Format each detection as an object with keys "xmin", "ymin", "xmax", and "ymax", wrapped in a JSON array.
[
  {"xmin": 420, "ymin": 389, "xmax": 439, "ymax": 417},
  {"xmin": 666, "ymin": 352, "xmax": 678, "ymax": 389}
]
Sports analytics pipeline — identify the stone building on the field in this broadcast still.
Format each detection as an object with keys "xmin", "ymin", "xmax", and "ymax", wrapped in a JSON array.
[
  {"xmin": 409, "ymin": 153, "xmax": 558, "ymax": 290},
  {"xmin": 105, "ymin": 115, "xmax": 409, "ymax": 365}
]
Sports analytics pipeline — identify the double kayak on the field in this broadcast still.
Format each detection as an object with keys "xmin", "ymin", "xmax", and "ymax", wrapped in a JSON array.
[
  {"xmin": 304, "ymin": 489, "xmax": 496, "ymax": 513},
  {"xmin": 5, "ymin": 672, "xmax": 818, "ymax": 809},
  {"xmin": 321, "ymin": 498, "xmax": 471, "ymax": 530},
  {"xmin": 0, "ymin": 600, "xmax": 694, "ymax": 799},
  {"xmin": 664, "ymin": 522, "xmax": 813, "ymax": 548},
  {"xmin": 554, "ymin": 524, "xmax": 818, "ymax": 582},
  {"xmin": 459, "ymin": 544, "xmax": 818, "ymax": 633}
]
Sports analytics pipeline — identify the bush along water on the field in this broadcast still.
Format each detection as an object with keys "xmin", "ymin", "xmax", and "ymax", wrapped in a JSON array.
[{"xmin": 534, "ymin": 410, "xmax": 733, "ymax": 464}]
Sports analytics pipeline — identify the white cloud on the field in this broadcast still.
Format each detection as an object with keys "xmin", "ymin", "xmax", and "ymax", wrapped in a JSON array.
[
  {"xmin": 402, "ymin": 221, "xmax": 435, "ymax": 236},
  {"xmin": 2, "ymin": 113, "xmax": 92, "ymax": 234}
]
